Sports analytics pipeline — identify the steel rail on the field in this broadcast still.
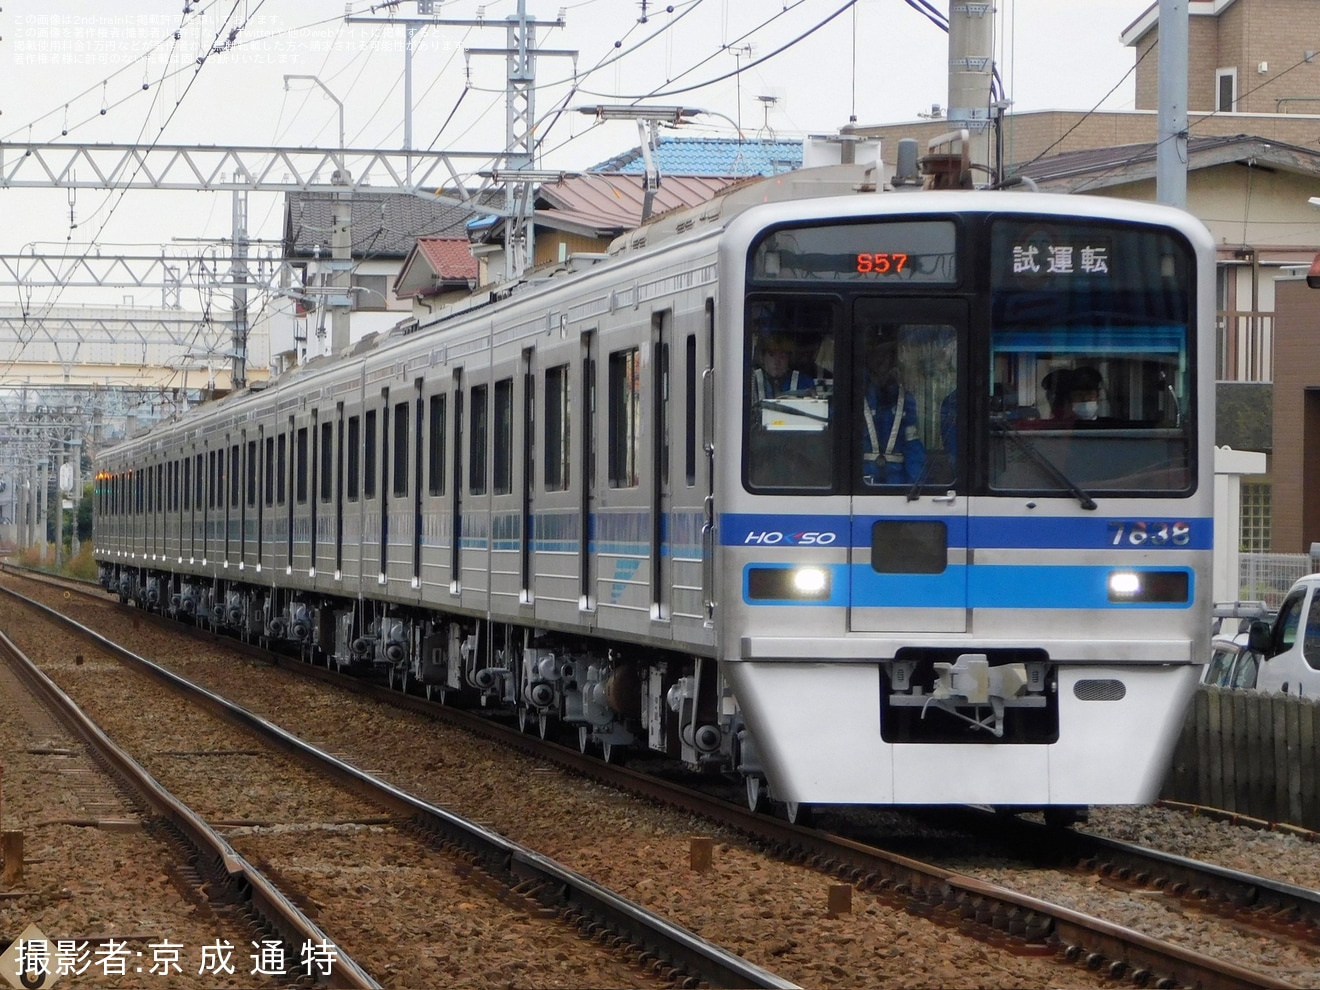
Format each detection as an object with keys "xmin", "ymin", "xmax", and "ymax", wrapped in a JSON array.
[
  {"xmin": 407, "ymin": 700, "xmax": 1303, "ymax": 990},
  {"xmin": 0, "ymin": 624, "xmax": 381, "ymax": 990},
  {"xmin": 0, "ymin": 580, "xmax": 797, "ymax": 990},
  {"xmin": 8, "ymin": 566, "xmax": 1301, "ymax": 988}
]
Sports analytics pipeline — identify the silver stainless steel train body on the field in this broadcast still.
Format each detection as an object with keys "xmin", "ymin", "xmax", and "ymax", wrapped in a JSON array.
[{"xmin": 95, "ymin": 176, "xmax": 1215, "ymax": 815}]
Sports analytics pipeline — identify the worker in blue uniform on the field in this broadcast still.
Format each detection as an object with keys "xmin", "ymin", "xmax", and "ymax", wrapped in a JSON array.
[
  {"xmin": 861, "ymin": 340, "xmax": 926, "ymax": 486},
  {"xmin": 752, "ymin": 332, "xmax": 814, "ymax": 401}
]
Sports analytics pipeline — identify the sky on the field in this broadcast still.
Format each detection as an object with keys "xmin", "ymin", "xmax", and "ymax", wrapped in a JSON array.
[{"xmin": 0, "ymin": 0, "xmax": 1155, "ymax": 299}]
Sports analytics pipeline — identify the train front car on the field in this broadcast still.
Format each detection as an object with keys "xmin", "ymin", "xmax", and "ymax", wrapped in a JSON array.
[{"xmin": 717, "ymin": 191, "xmax": 1214, "ymax": 816}]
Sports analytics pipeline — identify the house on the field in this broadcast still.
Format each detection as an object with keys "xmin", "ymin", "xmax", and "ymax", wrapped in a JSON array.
[
  {"xmin": 851, "ymin": 0, "xmax": 1320, "ymax": 554},
  {"xmin": 467, "ymin": 137, "xmax": 806, "ymax": 277},
  {"xmin": 277, "ymin": 190, "xmax": 501, "ymax": 362},
  {"xmin": 392, "ymin": 237, "xmax": 479, "ymax": 322}
]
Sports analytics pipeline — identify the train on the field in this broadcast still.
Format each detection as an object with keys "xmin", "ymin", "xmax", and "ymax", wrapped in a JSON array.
[{"xmin": 94, "ymin": 160, "xmax": 1216, "ymax": 824}]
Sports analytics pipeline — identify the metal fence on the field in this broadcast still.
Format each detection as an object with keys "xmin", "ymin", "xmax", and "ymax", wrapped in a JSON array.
[{"xmin": 1239, "ymin": 552, "xmax": 1313, "ymax": 608}]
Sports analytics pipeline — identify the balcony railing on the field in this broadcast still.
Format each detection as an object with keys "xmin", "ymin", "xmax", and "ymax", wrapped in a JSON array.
[{"xmin": 1216, "ymin": 309, "xmax": 1273, "ymax": 382}]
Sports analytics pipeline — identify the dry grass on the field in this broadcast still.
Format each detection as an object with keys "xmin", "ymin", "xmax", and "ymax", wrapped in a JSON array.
[{"xmin": 12, "ymin": 542, "xmax": 98, "ymax": 581}]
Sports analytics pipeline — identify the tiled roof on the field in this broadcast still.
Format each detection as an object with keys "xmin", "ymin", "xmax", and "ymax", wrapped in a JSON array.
[
  {"xmin": 533, "ymin": 173, "xmax": 737, "ymax": 237},
  {"xmin": 393, "ymin": 237, "xmax": 478, "ymax": 298},
  {"xmin": 590, "ymin": 137, "xmax": 803, "ymax": 177},
  {"xmin": 416, "ymin": 237, "xmax": 479, "ymax": 279},
  {"xmin": 282, "ymin": 190, "xmax": 502, "ymax": 258},
  {"xmin": 1012, "ymin": 134, "xmax": 1320, "ymax": 187}
]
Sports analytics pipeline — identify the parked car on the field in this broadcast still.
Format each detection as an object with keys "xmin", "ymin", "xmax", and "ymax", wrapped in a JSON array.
[
  {"xmin": 1202, "ymin": 601, "xmax": 1271, "ymax": 689},
  {"xmin": 1243, "ymin": 575, "xmax": 1320, "ymax": 696},
  {"xmin": 1204, "ymin": 634, "xmax": 1262, "ymax": 689}
]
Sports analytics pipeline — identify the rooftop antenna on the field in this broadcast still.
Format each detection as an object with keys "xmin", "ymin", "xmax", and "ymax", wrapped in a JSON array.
[
  {"xmin": 755, "ymin": 94, "xmax": 778, "ymax": 141},
  {"xmin": 727, "ymin": 44, "xmax": 754, "ymax": 140}
]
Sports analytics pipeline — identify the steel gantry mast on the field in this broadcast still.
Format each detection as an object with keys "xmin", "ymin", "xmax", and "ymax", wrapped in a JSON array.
[{"xmin": 348, "ymin": 0, "xmax": 574, "ymax": 279}]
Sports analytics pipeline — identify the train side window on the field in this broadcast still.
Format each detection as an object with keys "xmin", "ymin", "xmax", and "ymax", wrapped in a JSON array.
[
  {"xmin": 276, "ymin": 434, "xmax": 288, "ymax": 506},
  {"xmin": 428, "ymin": 394, "xmax": 446, "ymax": 496},
  {"xmin": 194, "ymin": 453, "xmax": 203, "ymax": 510},
  {"xmin": 493, "ymin": 377, "xmax": 513, "ymax": 495},
  {"xmin": 608, "ymin": 347, "xmax": 640, "ymax": 488},
  {"xmin": 392, "ymin": 401, "xmax": 409, "ymax": 497},
  {"xmin": 319, "ymin": 423, "xmax": 334, "ymax": 503},
  {"xmin": 685, "ymin": 334, "xmax": 697, "ymax": 487},
  {"xmin": 183, "ymin": 458, "xmax": 192, "ymax": 510},
  {"xmin": 470, "ymin": 384, "xmax": 488, "ymax": 495},
  {"xmin": 207, "ymin": 451, "xmax": 216, "ymax": 508},
  {"xmin": 544, "ymin": 364, "xmax": 570, "ymax": 491},
  {"xmin": 264, "ymin": 437, "xmax": 275, "ymax": 507},
  {"xmin": 364, "ymin": 410, "xmax": 377, "ymax": 499},
  {"xmin": 347, "ymin": 415, "xmax": 361, "ymax": 501},
  {"xmin": 230, "ymin": 444, "xmax": 240, "ymax": 507},
  {"xmin": 246, "ymin": 440, "xmax": 257, "ymax": 507},
  {"xmin": 296, "ymin": 427, "xmax": 309, "ymax": 504}
]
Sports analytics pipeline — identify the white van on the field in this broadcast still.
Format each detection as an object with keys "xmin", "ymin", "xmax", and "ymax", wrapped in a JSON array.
[{"xmin": 1248, "ymin": 574, "xmax": 1320, "ymax": 696}]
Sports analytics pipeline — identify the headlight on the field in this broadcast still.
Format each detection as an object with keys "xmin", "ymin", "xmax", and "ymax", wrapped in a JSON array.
[
  {"xmin": 793, "ymin": 567, "xmax": 828, "ymax": 594},
  {"xmin": 747, "ymin": 566, "xmax": 832, "ymax": 601},
  {"xmin": 1107, "ymin": 569, "xmax": 1190, "ymax": 603},
  {"xmin": 1108, "ymin": 571, "xmax": 1141, "ymax": 597}
]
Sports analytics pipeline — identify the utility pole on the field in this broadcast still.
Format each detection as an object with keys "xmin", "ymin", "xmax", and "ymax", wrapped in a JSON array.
[
  {"xmin": 35, "ymin": 457, "xmax": 45, "ymax": 564},
  {"xmin": 230, "ymin": 190, "xmax": 249, "ymax": 388},
  {"xmin": 70, "ymin": 435, "xmax": 81, "ymax": 558},
  {"xmin": 946, "ymin": 1, "xmax": 994, "ymax": 183},
  {"xmin": 1156, "ymin": 0, "xmax": 1189, "ymax": 208},
  {"xmin": 53, "ymin": 439, "xmax": 64, "ymax": 568}
]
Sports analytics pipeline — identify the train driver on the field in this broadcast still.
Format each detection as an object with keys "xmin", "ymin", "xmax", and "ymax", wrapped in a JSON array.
[
  {"xmin": 1042, "ymin": 365, "xmax": 1106, "ymax": 425},
  {"xmin": 752, "ymin": 332, "xmax": 814, "ymax": 401},
  {"xmin": 1067, "ymin": 365, "xmax": 1105, "ymax": 421},
  {"xmin": 861, "ymin": 337, "xmax": 927, "ymax": 486}
]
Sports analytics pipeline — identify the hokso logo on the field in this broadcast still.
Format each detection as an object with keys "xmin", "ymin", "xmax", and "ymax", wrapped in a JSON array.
[{"xmin": 742, "ymin": 530, "xmax": 837, "ymax": 545}]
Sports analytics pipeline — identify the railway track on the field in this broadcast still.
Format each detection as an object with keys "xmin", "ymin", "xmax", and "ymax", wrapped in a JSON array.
[
  {"xmin": 3, "ymin": 564, "xmax": 1313, "ymax": 988},
  {"xmin": 0, "ymin": 625, "xmax": 378, "ymax": 989},
  {"xmin": 0, "ymin": 576, "xmax": 793, "ymax": 990}
]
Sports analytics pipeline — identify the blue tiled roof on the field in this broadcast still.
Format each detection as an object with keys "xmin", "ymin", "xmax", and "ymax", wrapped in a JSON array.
[{"xmin": 591, "ymin": 137, "xmax": 802, "ymax": 177}]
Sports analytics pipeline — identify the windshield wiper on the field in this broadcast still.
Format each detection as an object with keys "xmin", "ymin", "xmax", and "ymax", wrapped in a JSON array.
[{"xmin": 994, "ymin": 417, "xmax": 1097, "ymax": 510}]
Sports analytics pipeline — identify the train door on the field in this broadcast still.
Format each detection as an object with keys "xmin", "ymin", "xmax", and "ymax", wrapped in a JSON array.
[
  {"xmin": 228, "ymin": 438, "xmax": 240, "ymax": 566},
  {"xmin": 449, "ymin": 368, "xmax": 464, "ymax": 595},
  {"xmin": 333, "ymin": 404, "xmax": 344, "ymax": 579},
  {"xmin": 412, "ymin": 379, "xmax": 425, "ymax": 589},
  {"xmin": 519, "ymin": 347, "xmax": 534, "ymax": 602},
  {"xmin": 578, "ymin": 331, "xmax": 597, "ymax": 613},
  {"xmin": 651, "ymin": 310, "xmax": 673, "ymax": 623},
  {"xmin": 848, "ymin": 298, "xmax": 967, "ymax": 634}
]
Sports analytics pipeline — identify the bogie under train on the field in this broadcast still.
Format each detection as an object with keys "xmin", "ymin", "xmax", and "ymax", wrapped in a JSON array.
[{"xmin": 95, "ymin": 165, "xmax": 1215, "ymax": 818}]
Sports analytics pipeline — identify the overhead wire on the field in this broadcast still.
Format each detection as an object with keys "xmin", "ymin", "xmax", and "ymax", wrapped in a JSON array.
[
  {"xmin": 3, "ymin": 0, "xmax": 271, "ymax": 389},
  {"xmin": 1063, "ymin": 44, "xmax": 1320, "ymax": 196}
]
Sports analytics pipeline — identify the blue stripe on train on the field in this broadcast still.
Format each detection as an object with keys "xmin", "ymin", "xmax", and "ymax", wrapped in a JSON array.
[
  {"xmin": 744, "ymin": 563, "xmax": 1195, "ymax": 609},
  {"xmin": 722, "ymin": 513, "xmax": 1212, "ymax": 551}
]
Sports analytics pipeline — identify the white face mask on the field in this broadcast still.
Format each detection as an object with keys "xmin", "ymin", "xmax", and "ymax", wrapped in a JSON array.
[{"xmin": 1072, "ymin": 400, "xmax": 1099, "ymax": 420}]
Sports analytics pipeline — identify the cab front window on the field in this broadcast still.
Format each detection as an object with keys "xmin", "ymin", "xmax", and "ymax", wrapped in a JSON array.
[
  {"xmin": 743, "ymin": 297, "xmax": 836, "ymax": 492},
  {"xmin": 987, "ymin": 219, "xmax": 1195, "ymax": 496}
]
